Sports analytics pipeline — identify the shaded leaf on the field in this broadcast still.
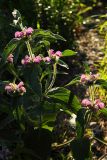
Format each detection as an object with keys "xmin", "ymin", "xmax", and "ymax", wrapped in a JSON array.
[
  {"xmin": 47, "ymin": 87, "xmax": 70, "ymax": 103},
  {"xmin": 23, "ymin": 127, "xmax": 52, "ymax": 160},
  {"xmin": 58, "ymin": 59, "xmax": 69, "ymax": 69},
  {"xmin": 70, "ymin": 137, "xmax": 91, "ymax": 160},
  {"xmin": 65, "ymin": 77, "xmax": 79, "ymax": 87},
  {"xmin": 23, "ymin": 64, "xmax": 42, "ymax": 97},
  {"xmin": 2, "ymin": 38, "xmax": 22, "ymax": 61},
  {"xmin": 76, "ymin": 108, "xmax": 90, "ymax": 138},
  {"xmin": 69, "ymin": 92, "xmax": 81, "ymax": 114}
]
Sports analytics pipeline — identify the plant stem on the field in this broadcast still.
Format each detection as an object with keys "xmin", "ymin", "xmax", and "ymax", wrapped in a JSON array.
[
  {"xmin": 26, "ymin": 41, "xmax": 33, "ymax": 58},
  {"xmin": 94, "ymin": 136, "xmax": 107, "ymax": 146},
  {"xmin": 45, "ymin": 62, "xmax": 57, "ymax": 94},
  {"xmin": 51, "ymin": 138, "xmax": 74, "ymax": 150}
]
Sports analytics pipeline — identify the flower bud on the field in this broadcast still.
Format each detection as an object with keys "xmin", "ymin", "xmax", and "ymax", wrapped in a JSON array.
[
  {"xmin": 48, "ymin": 49, "xmax": 55, "ymax": 56},
  {"xmin": 7, "ymin": 54, "xmax": 14, "ymax": 63},
  {"xmin": 5, "ymin": 83, "xmax": 17, "ymax": 94},
  {"xmin": 43, "ymin": 56, "xmax": 51, "ymax": 62},
  {"xmin": 81, "ymin": 98, "xmax": 92, "ymax": 107},
  {"xmin": 55, "ymin": 51, "xmax": 62, "ymax": 57},
  {"xmin": 21, "ymin": 55, "xmax": 31, "ymax": 65},
  {"xmin": 18, "ymin": 86, "xmax": 26, "ymax": 95},
  {"xmin": 80, "ymin": 74, "xmax": 88, "ymax": 83},
  {"xmin": 25, "ymin": 27, "xmax": 34, "ymax": 36},
  {"xmin": 94, "ymin": 99, "xmax": 105, "ymax": 109},
  {"xmin": 15, "ymin": 31, "xmax": 24, "ymax": 38},
  {"xmin": 33, "ymin": 56, "xmax": 42, "ymax": 63}
]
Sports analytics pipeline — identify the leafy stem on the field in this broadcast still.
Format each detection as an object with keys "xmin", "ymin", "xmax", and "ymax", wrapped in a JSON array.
[
  {"xmin": 26, "ymin": 41, "xmax": 33, "ymax": 58},
  {"xmin": 18, "ymin": 19, "xmax": 33, "ymax": 59},
  {"xmin": 45, "ymin": 62, "xmax": 57, "ymax": 95}
]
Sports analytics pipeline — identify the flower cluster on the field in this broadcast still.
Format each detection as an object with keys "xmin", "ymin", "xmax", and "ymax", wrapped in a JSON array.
[
  {"xmin": 5, "ymin": 81, "xmax": 26, "ymax": 95},
  {"xmin": 15, "ymin": 27, "xmax": 34, "ymax": 38},
  {"xmin": 21, "ymin": 55, "xmax": 51, "ymax": 65},
  {"xmin": 81, "ymin": 98, "xmax": 105, "ymax": 110},
  {"xmin": 48, "ymin": 49, "xmax": 62, "ymax": 59},
  {"xmin": 7, "ymin": 54, "xmax": 14, "ymax": 63},
  {"xmin": 21, "ymin": 49, "xmax": 62, "ymax": 65},
  {"xmin": 80, "ymin": 73, "xmax": 99, "ymax": 84}
]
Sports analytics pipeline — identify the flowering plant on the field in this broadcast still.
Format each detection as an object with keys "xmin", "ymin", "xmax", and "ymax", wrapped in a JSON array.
[
  {"xmin": 0, "ymin": 9, "xmax": 107, "ymax": 160},
  {"xmin": 0, "ymin": 9, "xmax": 79, "ymax": 159}
]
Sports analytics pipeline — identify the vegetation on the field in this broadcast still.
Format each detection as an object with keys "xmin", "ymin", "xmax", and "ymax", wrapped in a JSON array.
[{"xmin": 0, "ymin": 1, "xmax": 107, "ymax": 160}]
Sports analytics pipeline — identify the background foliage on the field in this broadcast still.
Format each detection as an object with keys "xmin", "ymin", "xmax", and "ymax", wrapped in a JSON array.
[{"xmin": 0, "ymin": 0, "xmax": 106, "ymax": 52}]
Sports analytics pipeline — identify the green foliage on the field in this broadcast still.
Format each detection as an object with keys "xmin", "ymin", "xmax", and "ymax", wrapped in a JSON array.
[
  {"xmin": 0, "ymin": 9, "xmax": 82, "ymax": 159},
  {"xmin": 0, "ymin": 0, "xmax": 93, "ymax": 51},
  {"xmin": 1, "ymin": 6, "xmax": 107, "ymax": 160}
]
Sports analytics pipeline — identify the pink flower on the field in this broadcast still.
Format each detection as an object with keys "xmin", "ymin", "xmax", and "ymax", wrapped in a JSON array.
[
  {"xmin": 18, "ymin": 86, "xmax": 26, "ymax": 95},
  {"xmin": 81, "ymin": 98, "xmax": 92, "ymax": 107},
  {"xmin": 5, "ymin": 83, "xmax": 17, "ymax": 94},
  {"xmin": 55, "ymin": 51, "xmax": 62, "ymax": 57},
  {"xmin": 49, "ymin": 49, "xmax": 55, "ymax": 56},
  {"xmin": 7, "ymin": 54, "xmax": 14, "ymax": 63},
  {"xmin": 48, "ymin": 49, "xmax": 62, "ymax": 60},
  {"xmin": 33, "ymin": 56, "xmax": 42, "ymax": 63},
  {"xmin": 5, "ymin": 85, "xmax": 13, "ymax": 93},
  {"xmin": 15, "ymin": 31, "xmax": 24, "ymax": 38},
  {"xmin": 80, "ymin": 74, "xmax": 88, "ymax": 83},
  {"xmin": 25, "ymin": 27, "xmax": 34, "ymax": 36},
  {"xmin": 43, "ymin": 56, "xmax": 51, "ymax": 62},
  {"xmin": 21, "ymin": 55, "xmax": 31, "ymax": 65},
  {"xmin": 17, "ymin": 81, "xmax": 24, "ymax": 88},
  {"xmin": 5, "ymin": 82, "xmax": 26, "ymax": 95},
  {"xmin": 17, "ymin": 82, "xmax": 26, "ymax": 95},
  {"xmin": 90, "ymin": 74, "xmax": 99, "ymax": 81},
  {"xmin": 97, "ymin": 102, "xmax": 105, "ymax": 109},
  {"xmin": 80, "ymin": 73, "xmax": 99, "ymax": 84},
  {"xmin": 95, "ymin": 99, "xmax": 105, "ymax": 109}
]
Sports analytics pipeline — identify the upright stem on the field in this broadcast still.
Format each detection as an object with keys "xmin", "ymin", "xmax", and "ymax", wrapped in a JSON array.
[
  {"xmin": 19, "ymin": 22, "xmax": 33, "ymax": 58},
  {"xmin": 26, "ymin": 41, "xmax": 33, "ymax": 58},
  {"xmin": 45, "ymin": 62, "xmax": 57, "ymax": 94}
]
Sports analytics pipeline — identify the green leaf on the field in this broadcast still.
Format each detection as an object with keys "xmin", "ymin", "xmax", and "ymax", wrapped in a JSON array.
[
  {"xmin": 58, "ymin": 59, "xmax": 69, "ymax": 69},
  {"xmin": 96, "ymin": 79, "xmax": 107, "ymax": 90},
  {"xmin": 42, "ymin": 121, "xmax": 54, "ymax": 132},
  {"xmin": 32, "ymin": 29, "xmax": 55, "ymax": 39},
  {"xmin": 70, "ymin": 137, "xmax": 91, "ymax": 160},
  {"xmin": 47, "ymin": 87, "xmax": 70, "ymax": 103},
  {"xmin": 51, "ymin": 33, "xmax": 66, "ymax": 41},
  {"xmin": 76, "ymin": 108, "xmax": 90, "ymax": 138},
  {"xmin": 99, "ymin": 108, "xmax": 107, "ymax": 116},
  {"xmin": 69, "ymin": 92, "xmax": 81, "ymax": 114},
  {"xmin": 62, "ymin": 49, "xmax": 76, "ymax": 57},
  {"xmin": 32, "ymin": 29, "xmax": 66, "ymax": 41},
  {"xmin": 2, "ymin": 38, "xmax": 22, "ymax": 61},
  {"xmin": 65, "ymin": 77, "xmax": 79, "ymax": 87},
  {"xmin": 42, "ymin": 125, "xmax": 53, "ymax": 132},
  {"xmin": 23, "ymin": 64, "xmax": 42, "ymax": 97},
  {"xmin": 33, "ymin": 40, "xmax": 50, "ymax": 53},
  {"xmin": 41, "ymin": 101, "xmax": 67, "ymax": 126}
]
